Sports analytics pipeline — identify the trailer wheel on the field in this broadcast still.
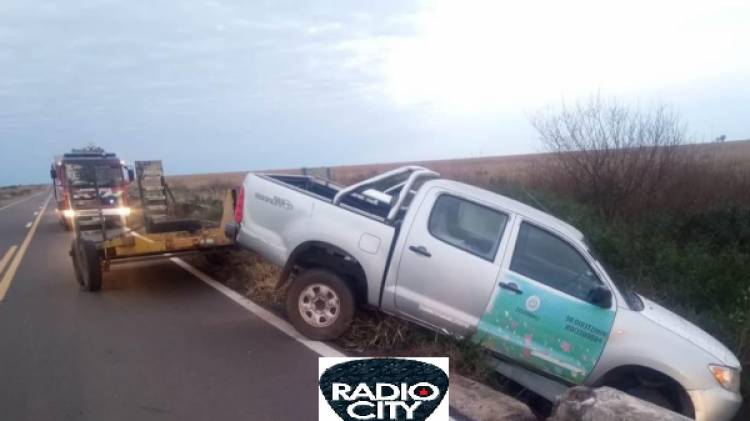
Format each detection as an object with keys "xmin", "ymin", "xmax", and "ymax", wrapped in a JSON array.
[
  {"xmin": 286, "ymin": 269, "xmax": 355, "ymax": 341},
  {"xmin": 74, "ymin": 240, "xmax": 102, "ymax": 292}
]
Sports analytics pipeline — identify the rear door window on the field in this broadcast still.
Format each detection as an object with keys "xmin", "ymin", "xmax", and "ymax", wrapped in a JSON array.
[{"xmin": 428, "ymin": 194, "xmax": 508, "ymax": 261}]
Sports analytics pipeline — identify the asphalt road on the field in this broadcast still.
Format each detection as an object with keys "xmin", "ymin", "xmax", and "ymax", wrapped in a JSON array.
[{"xmin": 0, "ymin": 193, "xmax": 324, "ymax": 421}]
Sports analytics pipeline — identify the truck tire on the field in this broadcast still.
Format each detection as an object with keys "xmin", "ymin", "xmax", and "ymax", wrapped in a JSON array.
[
  {"xmin": 286, "ymin": 269, "xmax": 355, "ymax": 341},
  {"xmin": 74, "ymin": 239, "xmax": 102, "ymax": 292}
]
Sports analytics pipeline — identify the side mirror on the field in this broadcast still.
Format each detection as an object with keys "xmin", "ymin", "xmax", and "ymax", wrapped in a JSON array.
[
  {"xmin": 50, "ymin": 168, "xmax": 57, "ymax": 179},
  {"xmin": 231, "ymin": 188, "xmax": 237, "ymax": 211},
  {"xmin": 127, "ymin": 168, "xmax": 135, "ymax": 183},
  {"xmin": 588, "ymin": 285, "xmax": 613, "ymax": 308}
]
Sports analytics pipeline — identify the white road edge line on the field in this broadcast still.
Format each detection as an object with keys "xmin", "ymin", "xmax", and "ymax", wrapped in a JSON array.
[
  {"xmin": 0, "ymin": 195, "xmax": 51, "ymax": 301},
  {"xmin": 25, "ymin": 222, "xmax": 32, "ymax": 228},
  {"xmin": 170, "ymin": 257, "xmax": 345, "ymax": 358}
]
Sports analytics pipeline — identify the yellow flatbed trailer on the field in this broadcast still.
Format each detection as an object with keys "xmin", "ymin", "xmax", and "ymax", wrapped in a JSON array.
[
  {"xmin": 101, "ymin": 190, "xmax": 234, "ymax": 264},
  {"xmin": 69, "ymin": 166, "xmax": 236, "ymax": 291}
]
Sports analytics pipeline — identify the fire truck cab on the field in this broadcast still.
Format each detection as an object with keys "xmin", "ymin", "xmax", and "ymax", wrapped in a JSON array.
[{"xmin": 50, "ymin": 147, "xmax": 135, "ymax": 230}]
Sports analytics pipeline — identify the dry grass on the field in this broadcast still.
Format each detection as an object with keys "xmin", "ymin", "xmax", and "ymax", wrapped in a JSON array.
[
  {"xmin": 161, "ymin": 139, "xmax": 750, "ymax": 189},
  {"xmin": 0, "ymin": 184, "xmax": 47, "ymax": 207},
  {"xmin": 126, "ymin": 181, "xmax": 236, "ymax": 224},
  {"xmin": 168, "ymin": 182, "xmax": 235, "ymax": 222},
  {"xmin": 338, "ymin": 311, "xmax": 414, "ymax": 353},
  {"xmin": 189, "ymin": 248, "xmax": 283, "ymax": 307}
]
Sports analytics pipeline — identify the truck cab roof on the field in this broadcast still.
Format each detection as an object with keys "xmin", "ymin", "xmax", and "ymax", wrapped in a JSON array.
[{"xmin": 321, "ymin": 165, "xmax": 584, "ymax": 242}]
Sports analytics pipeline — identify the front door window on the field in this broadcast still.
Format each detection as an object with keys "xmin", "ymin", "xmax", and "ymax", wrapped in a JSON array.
[{"xmin": 510, "ymin": 223, "xmax": 602, "ymax": 302}]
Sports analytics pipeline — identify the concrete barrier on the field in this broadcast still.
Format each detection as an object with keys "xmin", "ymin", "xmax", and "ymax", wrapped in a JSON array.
[
  {"xmin": 549, "ymin": 386, "xmax": 692, "ymax": 421},
  {"xmin": 449, "ymin": 375, "xmax": 536, "ymax": 421}
]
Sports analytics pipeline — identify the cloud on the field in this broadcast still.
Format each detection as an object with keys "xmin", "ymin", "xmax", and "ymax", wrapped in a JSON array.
[
  {"xmin": 0, "ymin": 0, "xmax": 747, "ymax": 185},
  {"xmin": 335, "ymin": 0, "xmax": 750, "ymax": 113}
]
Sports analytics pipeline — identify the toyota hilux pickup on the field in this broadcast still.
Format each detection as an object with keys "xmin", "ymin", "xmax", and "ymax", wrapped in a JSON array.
[{"xmin": 226, "ymin": 166, "xmax": 742, "ymax": 420}]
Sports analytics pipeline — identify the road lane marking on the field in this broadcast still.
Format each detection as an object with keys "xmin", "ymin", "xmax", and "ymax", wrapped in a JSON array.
[
  {"xmin": 0, "ymin": 195, "xmax": 51, "ymax": 301},
  {"xmin": 0, "ymin": 190, "xmax": 47, "ymax": 213},
  {"xmin": 33, "ymin": 211, "xmax": 39, "ymax": 216},
  {"xmin": 0, "ymin": 246, "xmax": 18, "ymax": 278},
  {"xmin": 25, "ymin": 222, "xmax": 32, "ymax": 228},
  {"xmin": 170, "ymin": 257, "xmax": 344, "ymax": 358}
]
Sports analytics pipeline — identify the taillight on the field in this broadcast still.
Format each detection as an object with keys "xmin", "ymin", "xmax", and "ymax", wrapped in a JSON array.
[{"xmin": 234, "ymin": 186, "xmax": 245, "ymax": 224}]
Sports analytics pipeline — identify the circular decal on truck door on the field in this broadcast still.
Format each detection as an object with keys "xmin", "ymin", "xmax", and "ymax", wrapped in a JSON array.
[{"xmin": 525, "ymin": 295, "xmax": 541, "ymax": 312}]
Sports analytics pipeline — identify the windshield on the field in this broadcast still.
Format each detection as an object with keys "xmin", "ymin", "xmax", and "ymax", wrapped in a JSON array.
[{"xmin": 65, "ymin": 163, "xmax": 124, "ymax": 188}]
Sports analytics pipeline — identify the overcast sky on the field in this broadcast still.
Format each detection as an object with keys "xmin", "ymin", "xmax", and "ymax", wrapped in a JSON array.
[{"xmin": 0, "ymin": 0, "xmax": 748, "ymax": 185}]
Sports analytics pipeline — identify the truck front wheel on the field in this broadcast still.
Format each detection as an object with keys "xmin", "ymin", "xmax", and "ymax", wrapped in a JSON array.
[{"xmin": 286, "ymin": 269, "xmax": 355, "ymax": 341}]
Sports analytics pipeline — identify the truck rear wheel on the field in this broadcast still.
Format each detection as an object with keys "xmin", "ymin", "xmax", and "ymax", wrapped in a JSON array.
[
  {"xmin": 286, "ymin": 269, "xmax": 355, "ymax": 341},
  {"xmin": 72, "ymin": 239, "xmax": 102, "ymax": 292}
]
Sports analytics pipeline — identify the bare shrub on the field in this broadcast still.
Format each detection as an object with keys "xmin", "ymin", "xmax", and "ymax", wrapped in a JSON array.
[{"xmin": 532, "ymin": 95, "xmax": 694, "ymax": 219}]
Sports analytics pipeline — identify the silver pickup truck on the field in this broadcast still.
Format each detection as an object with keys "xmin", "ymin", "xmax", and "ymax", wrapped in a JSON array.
[{"xmin": 226, "ymin": 166, "xmax": 741, "ymax": 420}]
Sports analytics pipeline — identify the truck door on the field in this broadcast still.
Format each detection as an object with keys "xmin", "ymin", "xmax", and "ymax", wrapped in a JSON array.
[
  {"xmin": 394, "ymin": 189, "xmax": 512, "ymax": 337},
  {"xmin": 475, "ymin": 220, "xmax": 616, "ymax": 384}
]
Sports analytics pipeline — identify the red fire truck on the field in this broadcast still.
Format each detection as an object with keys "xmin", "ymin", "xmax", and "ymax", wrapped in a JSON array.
[{"xmin": 50, "ymin": 147, "xmax": 135, "ymax": 230}]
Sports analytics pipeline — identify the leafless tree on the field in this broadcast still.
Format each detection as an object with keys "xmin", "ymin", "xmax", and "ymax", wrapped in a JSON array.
[{"xmin": 532, "ymin": 95, "xmax": 691, "ymax": 219}]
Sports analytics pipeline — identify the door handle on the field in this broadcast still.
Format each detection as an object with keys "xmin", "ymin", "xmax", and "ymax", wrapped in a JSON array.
[
  {"xmin": 408, "ymin": 245, "xmax": 431, "ymax": 257},
  {"xmin": 498, "ymin": 281, "xmax": 523, "ymax": 294}
]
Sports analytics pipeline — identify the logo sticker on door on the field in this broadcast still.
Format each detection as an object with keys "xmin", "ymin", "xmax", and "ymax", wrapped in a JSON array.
[
  {"xmin": 473, "ymin": 272, "xmax": 615, "ymax": 383},
  {"xmin": 525, "ymin": 295, "xmax": 541, "ymax": 312}
]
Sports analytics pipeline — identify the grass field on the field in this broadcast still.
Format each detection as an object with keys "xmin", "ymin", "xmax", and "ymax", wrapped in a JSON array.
[
  {"xmin": 165, "ymin": 139, "xmax": 750, "ymax": 189},
  {"xmin": 0, "ymin": 185, "xmax": 47, "ymax": 208}
]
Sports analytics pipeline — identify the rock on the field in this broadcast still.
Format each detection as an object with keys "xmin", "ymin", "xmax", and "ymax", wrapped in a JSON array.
[
  {"xmin": 549, "ymin": 386, "xmax": 691, "ymax": 421},
  {"xmin": 449, "ymin": 375, "xmax": 536, "ymax": 421}
]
